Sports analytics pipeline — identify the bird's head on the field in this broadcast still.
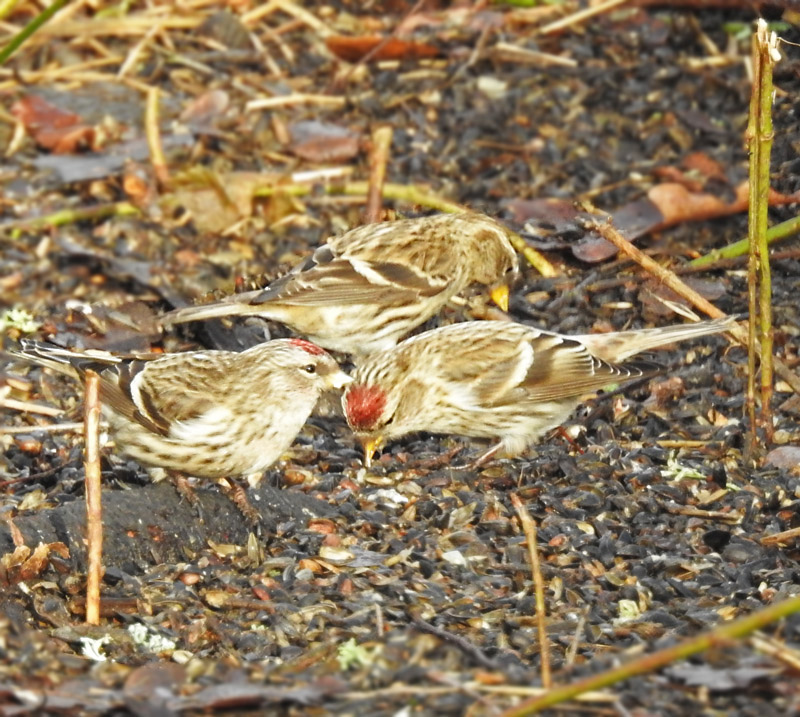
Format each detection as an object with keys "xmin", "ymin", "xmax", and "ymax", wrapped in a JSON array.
[
  {"xmin": 259, "ymin": 338, "xmax": 352, "ymax": 391},
  {"xmin": 465, "ymin": 220, "xmax": 519, "ymax": 312},
  {"xmin": 342, "ymin": 383, "xmax": 393, "ymax": 466}
]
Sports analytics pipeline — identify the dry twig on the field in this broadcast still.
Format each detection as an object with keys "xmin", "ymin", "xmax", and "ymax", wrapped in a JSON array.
[
  {"xmin": 745, "ymin": 20, "xmax": 780, "ymax": 445},
  {"xmin": 537, "ymin": 0, "xmax": 629, "ymax": 36},
  {"xmin": 0, "ymin": 396, "xmax": 63, "ymax": 417},
  {"xmin": 410, "ymin": 613, "xmax": 504, "ymax": 672},
  {"xmin": 577, "ymin": 206, "xmax": 800, "ymax": 397},
  {"xmin": 0, "ymin": 421, "xmax": 93, "ymax": 434},
  {"xmin": 364, "ymin": 126, "xmax": 393, "ymax": 224},
  {"xmin": 760, "ymin": 526, "xmax": 800, "ymax": 546},
  {"xmin": 83, "ymin": 371, "xmax": 103, "ymax": 626},
  {"xmin": 145, "ymin": 86, "xmax": 169, "ymax": 187},
  {"xmin": 500, "ymin": 593, "xmax": 800, "ymax": 716},
  {"xmin": 510, "ymin": 494, "xmax": 551, "ymax": 689}
]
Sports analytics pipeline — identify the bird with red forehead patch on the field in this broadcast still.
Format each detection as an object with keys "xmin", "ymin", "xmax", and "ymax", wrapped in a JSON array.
[
  {"xmin": 7, "ymin": 338, "xmax": 351, "ymax": 520},
  {"xmin": 289, "ymin": 337, "xmax": 327, "ymax": 356},
  {"xmin": 342, "ymin": 317, "xmax": 736, "ymax": 466},
  {"xmin": 343, "ymin": 384, "xmax": 388, "ymax": 458}
]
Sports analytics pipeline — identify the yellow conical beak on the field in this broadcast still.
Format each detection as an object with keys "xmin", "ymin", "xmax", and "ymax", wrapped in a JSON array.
[
  {"xmin": 489, "ymin": 284, "xmax": 510, "ymax": 312},
  {"xmin": 359, "ymin": 435, "xmax": 383, "ymax": 468},
  {"xmin": 326, "ymin": 369, "xmax": 353, "ymax": 390}
]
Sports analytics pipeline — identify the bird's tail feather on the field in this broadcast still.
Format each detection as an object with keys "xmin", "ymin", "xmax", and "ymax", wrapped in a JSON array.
[
  {"xmin": 5, "ymin": 340, "xmax": 123, "ymax": 378},
  {"xmin": 576, "ymin": 316, "xmax": 737, "ymax": 362},
  {"xmin": 161, "ymin": 299, "xmax": 259, "ymax": 326}
]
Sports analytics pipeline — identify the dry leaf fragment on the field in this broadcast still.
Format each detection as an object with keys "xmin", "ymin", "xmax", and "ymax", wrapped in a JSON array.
[
  {"xmin": 765, "ymin": 446, "xmax": 800, "ymax": 473},
  {"xmin": 288, "ymin": 120, "xmax": 361, "ymax": 163},
  {"xmin": 325, "ymin": 35, "xmax": 440, "ymax": 62},
  {"xmin": 12, "ymin": 95, "xmax": 96, "ymax": 154},
  {"xmin": 574, "ymin": 180, "xmax": 800, "ymax": 263},
  {"xmin": 180, "ymin": 90, "xmax": 230, "ymax": 127},
  {"xmin": 0, "ymin": 541, "xmax": 70, "ymax": 585}
]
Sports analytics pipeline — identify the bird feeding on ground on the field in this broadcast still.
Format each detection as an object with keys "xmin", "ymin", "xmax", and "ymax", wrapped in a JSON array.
[
  {"xmin": 161, "ymin": 212, "xmax": 519, "ymax": 355},
  {"xmin": 342, "ymin": 317, "xmax": 736, "ymax": 466},
  {"xmin": 7, "ymin": 338, "xmax": 351, "ymax": 520}
]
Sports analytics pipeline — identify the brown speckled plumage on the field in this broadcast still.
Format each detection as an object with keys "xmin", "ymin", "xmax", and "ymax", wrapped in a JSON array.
[
  {"xmin": 162, "ymin": 213, "xmax": 519, "ymax": 355},
  {"xmin": 343, "ymin": 317, "xmax": 735, "ymax": 463},
  {"xmin": 10, "ymin": 338, "xmax": 350, "ymax": 478}
]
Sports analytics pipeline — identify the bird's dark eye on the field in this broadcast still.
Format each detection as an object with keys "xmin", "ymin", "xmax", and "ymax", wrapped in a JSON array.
[{"xmin": 303, "ymin": 364, "xmax": 316, "ymax": 374}]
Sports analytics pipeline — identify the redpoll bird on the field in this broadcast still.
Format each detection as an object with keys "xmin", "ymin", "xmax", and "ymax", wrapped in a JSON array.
[
  {"xmin": 161, "ymin": 212, "xmax": 519, "ymax": 355},
  {"xmin": 342, "ymin": 317, "xmax": 736, "ymax": 465},
  {"xmin": 8, "ymin": 338, "xmax": 351, "ymax": 479}
]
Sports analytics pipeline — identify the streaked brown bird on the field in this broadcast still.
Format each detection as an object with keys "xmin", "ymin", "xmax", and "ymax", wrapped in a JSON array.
[
  {"xmin": 8, "ymin": 338, "xmax": 351, "ymax": 481},
  {"xmin": 161, "ymin": 212, "xmax": 519, "ymax": 355},
  {"xmin": 342, "ymin": 317, "xmax": 736, "ymax": 466}
]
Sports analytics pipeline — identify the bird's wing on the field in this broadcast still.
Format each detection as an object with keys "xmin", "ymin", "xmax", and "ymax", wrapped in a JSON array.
[
  {"xmin": 163, "ymin": 217, "xmax": 471, "ymax": 324},
  {"xmin": 96, "ymin": 360, "xmax": 172, "ymax": 435},
  {"xmin": 514, "ymin": 333, "xmax": 656, "ymax": 403},
  {"xmin": 8, "ymin": 341, "xmax": 168, "ymax": 435},
  {"xmin": 117, "ymin": 352, "xmax": 233, "ymax": 433},
  {"xmin": 331, "ymin": 217, "xmax": 465, "ymax": 280},
  {"xmin": 434, "ymin": 327, "xmax": 655, "ymax": 408},
  {"xmin": 575, "ymin": 316, "xmax": 736, "ymax": 362},
  {"xmin": 11, "ymin": 340, "xmax": 162, "ymax": 374},
  {"xmin": 433, "ymin": 327, "xmax": 537, "ymax": 408},
  {"xmin": 249, "ymin": 216, "xmax": 468, "ymax": 308},
  {"xmin": 9, "ymin": 341, "xmax": 236, "ymax": 436},
  {"xmin": 249, "ymin": 253, "xmax": 446, "ymax": 307}
]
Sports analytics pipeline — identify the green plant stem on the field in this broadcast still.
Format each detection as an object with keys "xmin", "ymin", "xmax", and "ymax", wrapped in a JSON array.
[
  {"xmin": 753, "ymin": 23, "xmax": 777, "ymax": 442},
  {"xmin": 688, "ymin": 214, "xmax": 800, "ymax": 268},
  {"xmin": 0, "ymin": 0, "xmax": 71, "ymax": 66},
  {"xmin": 0, "ymin": 0, "xmax": 20, "ymax": 23},
  {"xmin": 1, "ymin": 202, "xmax": 140, "ymax": 236},
  {"xmin": 500, "ymin": 594, "xmax": 800, "ymax": 716}
]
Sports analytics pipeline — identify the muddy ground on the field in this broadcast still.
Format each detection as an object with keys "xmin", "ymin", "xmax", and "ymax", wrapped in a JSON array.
[{"xmin": 1, "ymin": 1, "xmax": 800, "ymax": 715}]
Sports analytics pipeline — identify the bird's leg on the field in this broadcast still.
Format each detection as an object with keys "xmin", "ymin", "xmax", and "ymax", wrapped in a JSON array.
[
  {"xmin": 217, "ymin": 477, "xmax": 261, "ymax": 527},
  {"xmin": 553, "ymin": 426, "xmax": 583, "ymax": 453},
  {"xmin": 454, "ymin": 442, "xmax": 503, "ymax": 470},
  {"xmin": 413, "ymin": 445, "xmax": 466, "ymax": 470},
  {"xmin": 164, "ymin": 470, "xmax": 205, "ymax": 523},
  {"xmin": 164, "ymin": 470, "xmax": 260, "ymax": 527}
]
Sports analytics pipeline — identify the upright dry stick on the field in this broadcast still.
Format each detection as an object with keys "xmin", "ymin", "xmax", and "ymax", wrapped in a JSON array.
[
  {"xmin": 746, "ymin": 20, "xmax": 780, "ymax": 445},
  {"xmin": 83, "ymin": 371, "xmax": 102, "ymax": 626},
  {"xmin": 510, "ymin": 494, "xmax": 551, "ymax": 689},
  {"xmin": 364, "ymin": 126, "xmax": 393, "ymax": 224},
  {"xmin": 145, "ymin": 85, "xmax": 169, "ymax": 187}
]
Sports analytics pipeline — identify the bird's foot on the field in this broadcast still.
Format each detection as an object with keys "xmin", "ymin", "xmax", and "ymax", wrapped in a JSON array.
[
  {"xmin": 413, "ymin": 445, "xmax": 466, "ymax": 470},
  {"xmin": 168, "ymin": 472, "xmax": 205, "ymax": 523},
  {"xmin": 453, "ymin": 443, "xmax": 503, "ymax": 471},
  {"xmin": 218, "ymin": 477, "xmax": 262, "ymax": 527}
]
